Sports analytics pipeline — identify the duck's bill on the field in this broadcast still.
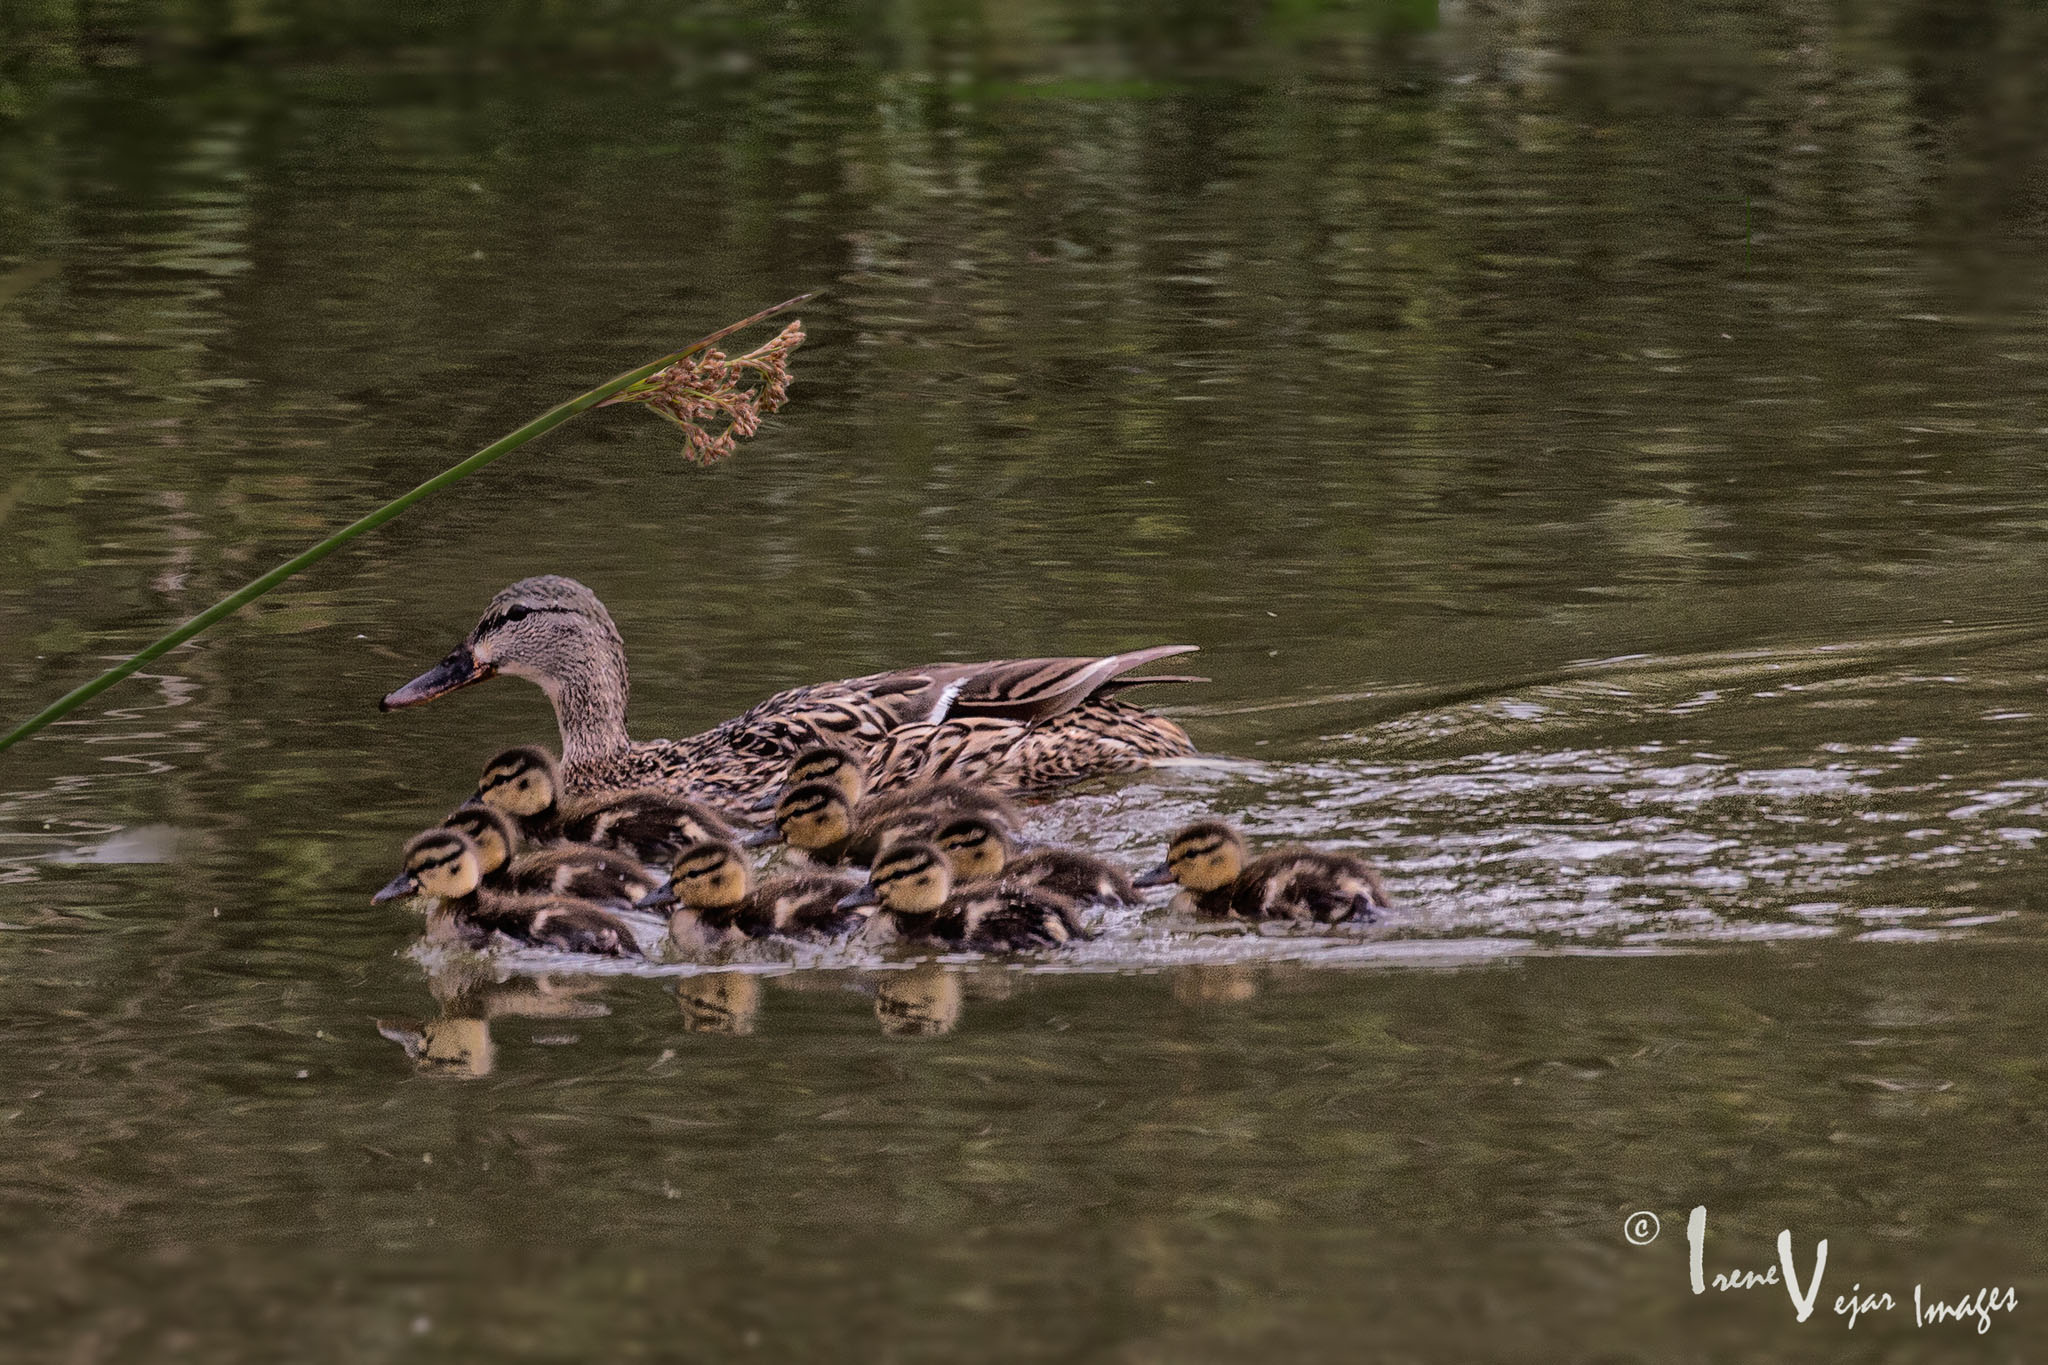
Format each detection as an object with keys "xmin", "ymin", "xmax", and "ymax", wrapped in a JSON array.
[
  {"xmin": 380, "ymin": 646, "xmax": 494, "ymax": 711},
  {"xmin": 746, "ymin": 790, "xmax": 779, "ymax": 814},
  {"xmin": 371, "ymin": 873, "xmax": 419, "ymax": 904},
  {"xmin": 635, "ymin": 886, "xmax": 679, "ymax": 911},
  {"xmin": 1132, "ymin": 862, "xmax": 1175, "ymax": 888},
  {"xmin": 836, "ymin": 889, "xmax": 879, "ymax": 911},
  {"xmin": 739, "ymin": 827, "xmax": 781, "ymax": 848}
]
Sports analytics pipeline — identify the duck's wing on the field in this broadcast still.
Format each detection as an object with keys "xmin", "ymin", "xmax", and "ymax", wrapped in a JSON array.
[
  {"xmin": 589, "ymin": 650, "xmax": 1205, "ymax": 810},
  {"xmin": 863, "ymin": 698, "xmax": 1196, "ymax": 792},
  {"xmin": 730, "ymin": 645, "xmax": 1203, "ymax": 735},
  {"xmin": 924, "ymin": 646, "xmax": 1202, "ymax": 725}
]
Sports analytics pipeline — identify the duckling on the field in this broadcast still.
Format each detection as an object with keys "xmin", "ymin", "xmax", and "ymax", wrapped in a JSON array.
[
  {"xmin": 932, "ymin": 815, "xmax": 1139, "ymax": 906},
  {"xmin": 373, "ymin": 828, "xmax": 643, "ymax": 958},
  {"xmin": 636, "ymin": 839, "xmax": 864, "ymax": 954},
  {"xmin": 758, "ymin": 778, "xmax": 1019, "ymax": 868},
  {"xmin": 840, "ymin": 840, "xmax": 1087, "ymax": 952},
  {"xmin": 439, "ymin": 803, "xmax": 661, "ymax": 910},
  {"xmin": 381, "ymin": 574, "xmax": 1205, "ymax": 808},
  {"xmin": 1134, "ymin": 821, "xmax": 1391, "ymax": 924},
  {"xmin": 748, "ymin": 743, "xmax": 866, "ymax": 812},
  {"xmin": 473, "ymin": 744, "xmax": 739, "ymax": 862}
]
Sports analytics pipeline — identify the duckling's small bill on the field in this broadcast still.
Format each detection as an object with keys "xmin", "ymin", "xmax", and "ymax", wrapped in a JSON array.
[{"xmin": 372, "ymin": 872, "xmax": 418, "ymax": 903}]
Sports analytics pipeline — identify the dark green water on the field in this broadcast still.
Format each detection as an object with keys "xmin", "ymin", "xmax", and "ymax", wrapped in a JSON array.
[{"xmin": 3, "ymin": 3, "xmax": 2046, "ymax": 1359}]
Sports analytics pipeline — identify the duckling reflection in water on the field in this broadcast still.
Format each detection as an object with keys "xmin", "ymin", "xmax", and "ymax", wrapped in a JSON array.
[
  {"xmin": 677, "ymin": 972, "xmax": 763, "ymax": 1035},
  {"xmin": 874, "ymin": 965, "xmax": 964, "ymax": 1037},
  {"xmin": 439, "ymin": 803, "xmax": 660, "ymax": 911},
  {"xmin": 373, "ymin": 828, "xmax": 644, "ymax": 958},
  {"xmin": 473, "ymin": 745, "xmax": 739, "ymax": 862},
  {"xmin": 636, "ymin": 839, "xmax": 864, "ymax": 955},
  {"xmin": 377, "ymin": 969, "xmax": 610, "ymax": 1077},
  {"xmin": 1171, "ymin": 964, "xmax": 1262, "ymax": 1006},
  {"xmin": 756, "ymin": 774, "xmax": 1019, "ymax": 869},
  {"xmin": 1136, "ymin": 821, "xmax": 1392, "ymax": 924},
  {"xmin": 933, "ymin": 815, "xmax": 1138, "ymax": 906},
  {"xmin": 842, "ymin": 841, "xmax": 1088, "ymax": 952}
]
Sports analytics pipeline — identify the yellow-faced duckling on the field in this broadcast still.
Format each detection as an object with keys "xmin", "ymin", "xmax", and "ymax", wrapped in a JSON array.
[
  {"xmin": 755, "ymin": 777, "xmax": 1019, "ymax": 868},
  {"xmin": 748, "ymin": 743, "xmax": 866, "ymax": 813},
  {"xmin": 439, "ymin": 803, "xmax": 661, "ymax": 911},
  {"xmin": 1135, "ymin": 821, "xmax": 1392, "ymax": 924},
  {"xmin": 374, "ymin": 828, "xmax": 644, "ymax": 958},
  {"xmin": 473, "ymin": 744, "xmax": 738, "ymax": 862},
  {"xmin": 637, "ymin": 839, "xmax": 865, "ymax": 955},
  {"xmin": 840, "ymin": 840, "xmax": 1087, "ymax": 952},
  {"xmin": 381, "ymin": 573, "xmax": 1204, "ymax": 808},
  {"xmin": 933, "ymin": 815, "xmax": 1139, "ymax": 906}
]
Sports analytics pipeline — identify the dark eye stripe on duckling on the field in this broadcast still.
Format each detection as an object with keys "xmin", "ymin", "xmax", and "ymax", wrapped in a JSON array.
[
  {"xmin": 408, "ymin": 850, "xmax": 464, "ymax": 875},
  {"xmin": 1171, "ymin": 837, "xmax": 1227, "ymax": 862},
  {"xmin": 476, "ymin": 766, "xmax": 535, "ymax": 793},
  {"xmin": 779, "ymin": 793, "xmax": 833, "ymax": 818},
  {"xmin": 872, "ymin": 856, "xmax": 938, "ymax": 885}
]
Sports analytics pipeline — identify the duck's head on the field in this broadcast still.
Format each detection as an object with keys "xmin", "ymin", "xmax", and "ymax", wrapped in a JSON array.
[
  {"xmin": 473, "ymin": 745, "xmax": 560, "ymax": 819},
  {"xmin": 934, "ymin": 815, "xmax": 1010, "ymax": 883},
  {"xmin": 381, "ymin": 578, "xmax": 628, "ymax": 743},
  {"xmin": 749, "ymin": 744, "xmax": 865, "ymax": 812},
  {"xmin": 1136, "ymin": 821, "xmax": 1246, "ymax": 893},
  {"xmin": 842, "ymin": 840, "xmax": 953, "ymax": 915},
  {"xmin": 440, "ymin": 804, "xmax": 518, "ymax": 875},
  {"xmin": 375, "ymin": 828, "xmax": 484, "ymax": 904},
  {"xmin": 771, "ymin": 781, "xmax": 855, "ymax": 852},
  {"xmin": 640, "ymin": 839, "xmax": 751, "ymax": 913}
]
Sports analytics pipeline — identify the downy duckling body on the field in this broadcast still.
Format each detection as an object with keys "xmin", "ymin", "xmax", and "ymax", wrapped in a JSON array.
[
  {"xmin": 381, "ymin": 574, "xmax": 1203, "ymax": 808},
  {"xmin": 760, "ymin": 777, "xmax": 1020, "ymax": 868},
  {"xmin": 1136, "ymin": 821, "xmax": 1391, "ymax": 924},
  {"xmin": 374, "ymin": 828, "xmax": 643, "ymax": 958},
  {"xmin": 842, "ymin": 841, "xmax": 1088, "ymax": 952},
  {"xmin": 474, "ymin": 744, "xmax": 738, "ymax": 861},
  {"xmin": 439, "ymin": 803, "xmax": 661, "ymax": 910},
  {"xmin": 933, "ymin": 815, "xmax": 1139, "ymax": 906},
  {"xmin": 638, "ymin": 839, "xmax": 865, "ymax": 954}
]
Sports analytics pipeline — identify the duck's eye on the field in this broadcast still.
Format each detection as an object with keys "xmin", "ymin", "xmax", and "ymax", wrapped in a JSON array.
[{"xmin": 504, "ymin": 605, "xmax": 532, "ymax": 623}]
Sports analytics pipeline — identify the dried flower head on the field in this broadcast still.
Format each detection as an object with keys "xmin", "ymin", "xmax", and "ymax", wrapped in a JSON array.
[{"xmin": 599, "ymin": 320, "xmax": 805, "ymax": 463}]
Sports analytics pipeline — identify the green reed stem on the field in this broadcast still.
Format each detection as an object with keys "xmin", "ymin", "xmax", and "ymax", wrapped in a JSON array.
[{"xmin": 0, "ymin": 292, "xmax": 816, "ymax": 755}]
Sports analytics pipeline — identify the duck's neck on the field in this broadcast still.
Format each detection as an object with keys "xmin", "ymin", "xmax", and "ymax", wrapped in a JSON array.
[{"xmin": 523, "ymin": 652, "xmax": 632, "ymax": 771}]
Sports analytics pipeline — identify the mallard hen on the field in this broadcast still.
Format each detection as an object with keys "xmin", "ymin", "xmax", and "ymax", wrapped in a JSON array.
[{"xmin": 381, "ymin": 576, "xmax": 1202, "ymax": 811}]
